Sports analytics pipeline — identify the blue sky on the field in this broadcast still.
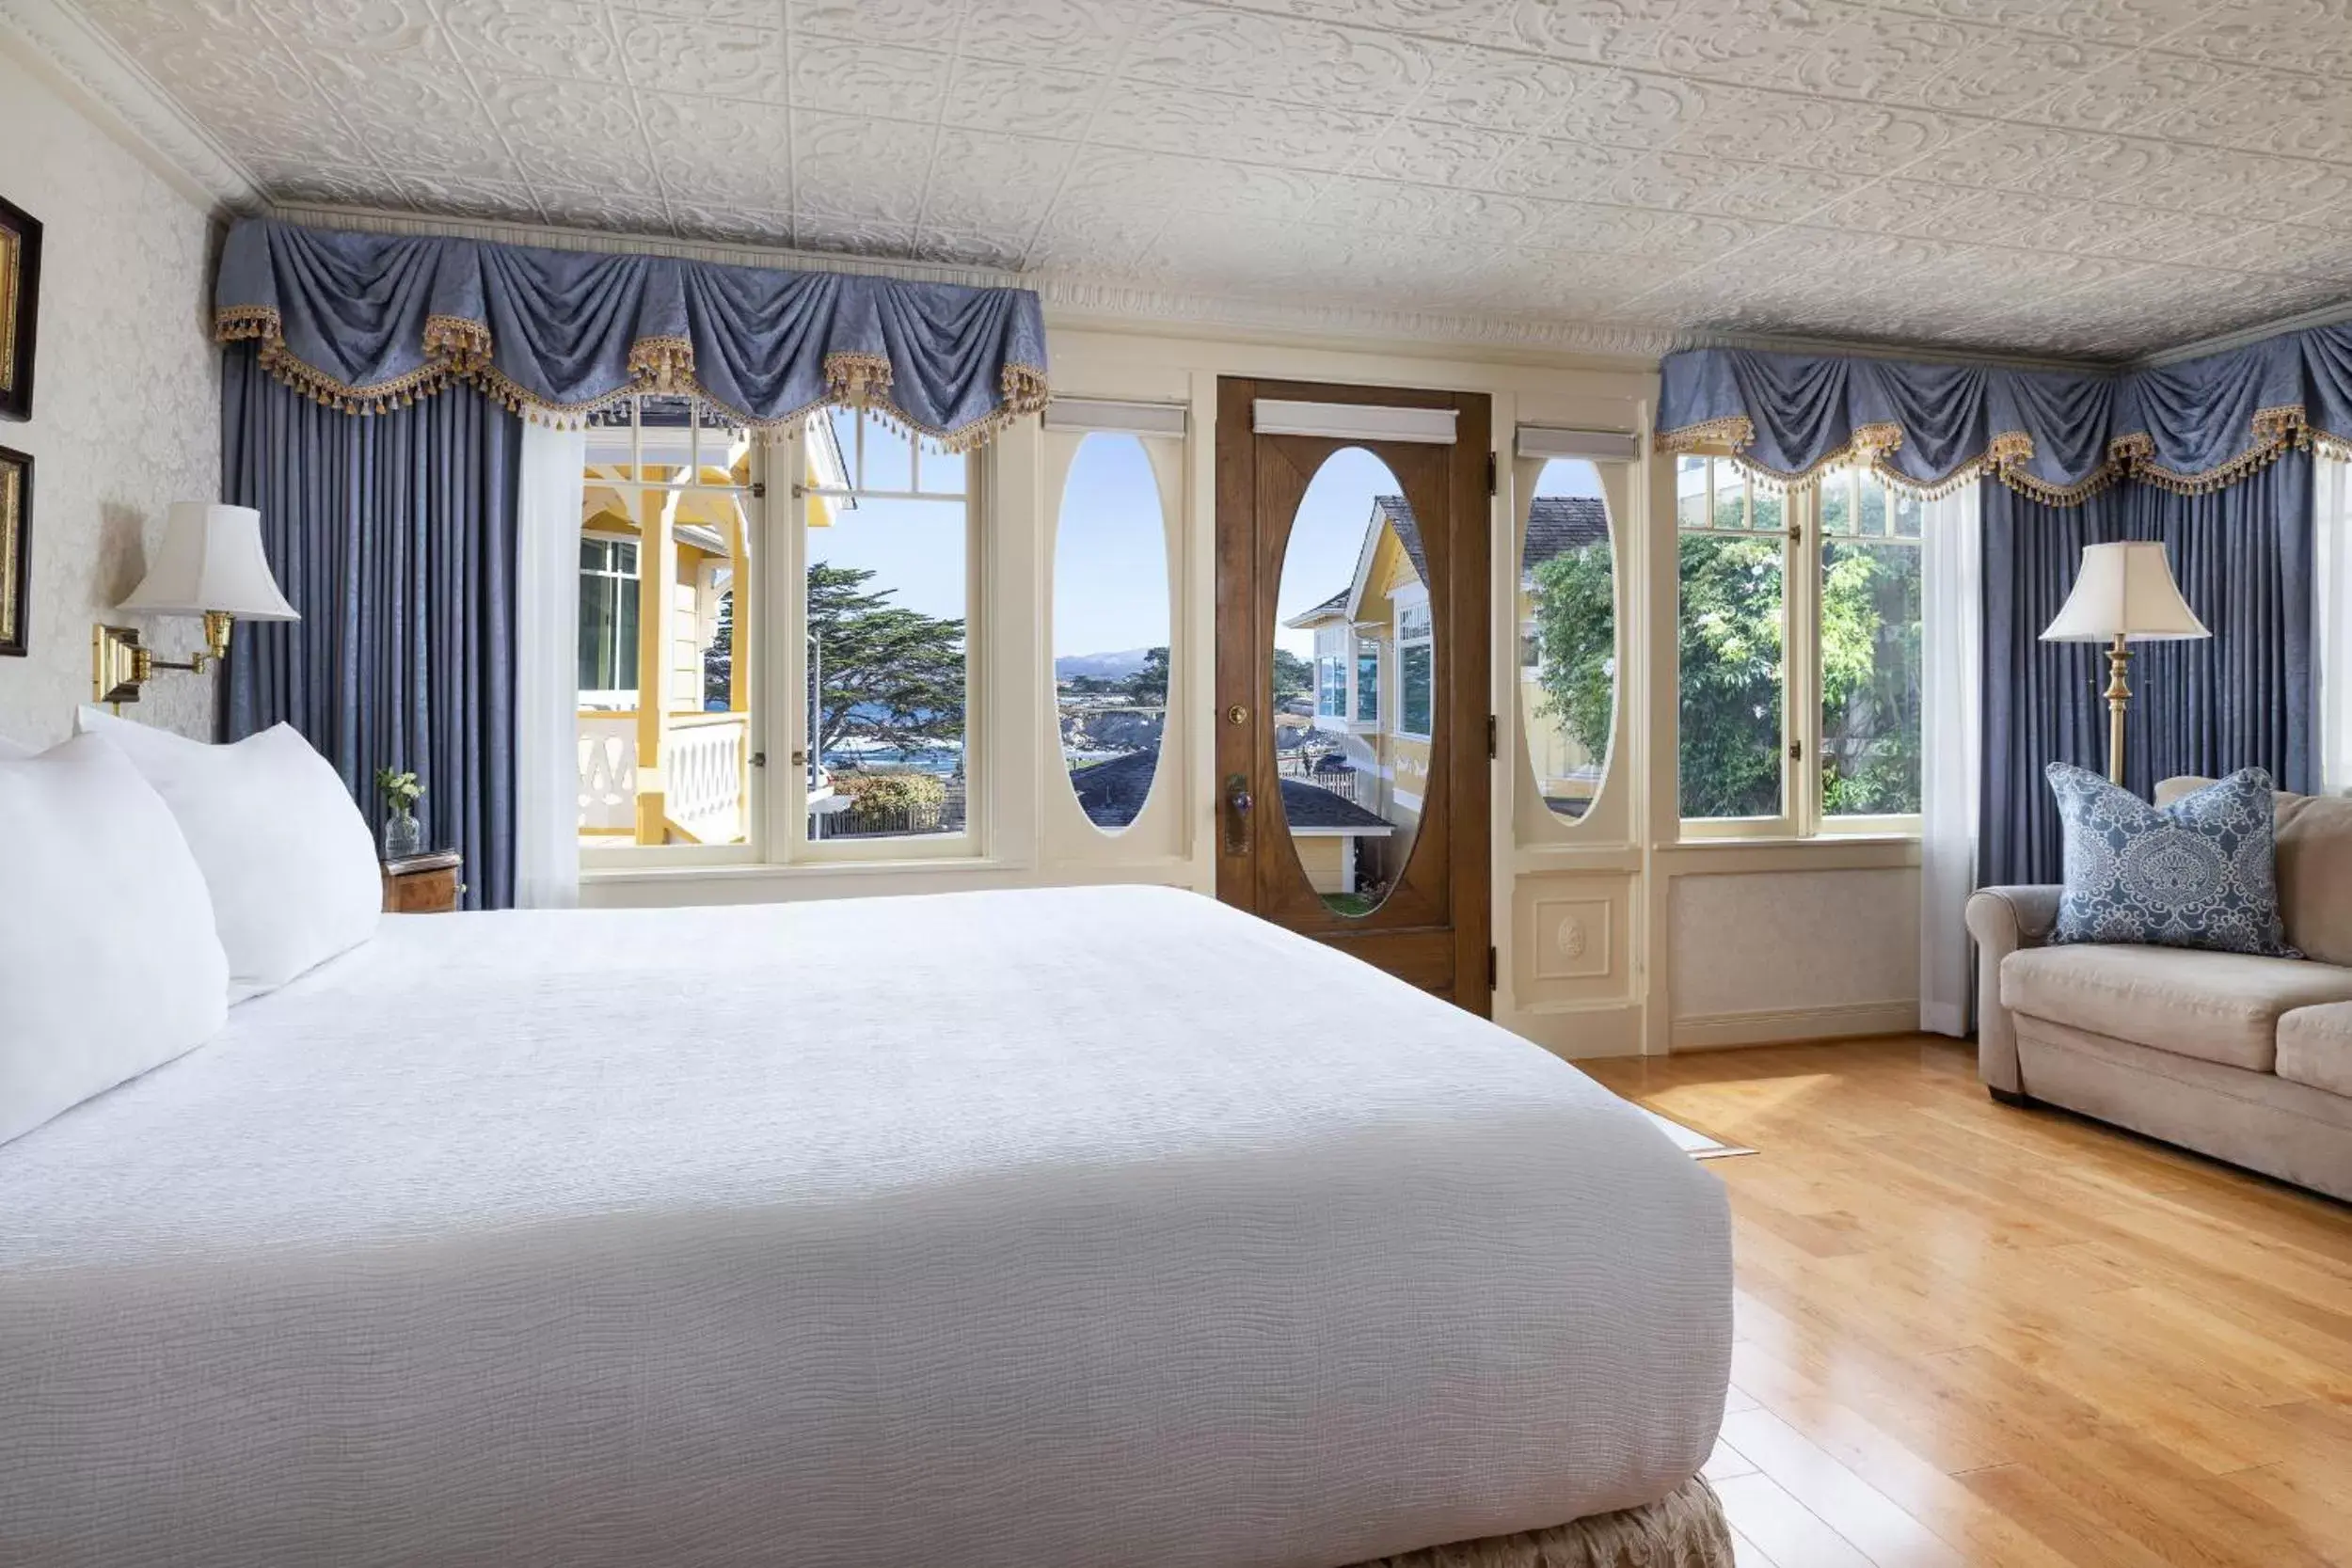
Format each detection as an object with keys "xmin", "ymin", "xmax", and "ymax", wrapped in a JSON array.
[{"xmin": 804, "ymin": 415, "xmax": 1603, "ymax": 661}]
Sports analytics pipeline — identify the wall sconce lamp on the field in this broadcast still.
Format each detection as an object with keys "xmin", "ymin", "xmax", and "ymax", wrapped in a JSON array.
[
  {"xmin": 2041, "ymin": 540, "xmax": 2210, "ymax": 784},
  {"xmin": 93, "ymin": 503, "xmax": 298, "ymax": 705}
]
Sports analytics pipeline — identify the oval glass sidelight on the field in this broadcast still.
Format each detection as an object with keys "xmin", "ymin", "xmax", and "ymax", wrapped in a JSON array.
[
  {"xmin": 1055, "ymin": 434, "xmax": 1171, "ymax": 833},
  {"xmin": 1519, "ymin": 458, "xmax": 1617, "ymax": 820},
  {"xmin": 1274, "ymin": 447, "xmax": 1427, "ymax": 916}
]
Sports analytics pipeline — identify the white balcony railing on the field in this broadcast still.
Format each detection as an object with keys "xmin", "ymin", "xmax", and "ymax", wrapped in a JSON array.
[
  {"xmin": 666, "ymin": 712, "xmax": 749, "ymax": 844},
  {"xmin": 577, "ymin": 709, "xmax": 750, "ymax": 845}
]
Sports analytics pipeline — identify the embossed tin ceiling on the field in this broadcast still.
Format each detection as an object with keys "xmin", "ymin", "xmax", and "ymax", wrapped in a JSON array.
[{"xmin": 45, "ymin": 0, "xmax": 2352, "ymax": 358}]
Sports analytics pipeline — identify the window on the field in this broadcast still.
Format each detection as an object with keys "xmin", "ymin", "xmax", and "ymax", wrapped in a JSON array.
[
  {"xmin": 1677, "ymin": 455, "xmax": 1785, "ymax": 823},
  {"xmin": 1316, "ymin": 655, "xmax": 1347, "ymax": 718},
  {"xmin": 1819, "ymin": 465, "xmax": 1923, "ymax": 820},
  {"xmin": 1354, "ymin": 644, "xmax": 1379, "ymax": 723},
  {"xmin": 802, "ymin": 406, "xmax": 974, "ymax": 848},
  {"xmin": 1521, "ymin": 456, "xmax": 1616, "ymax": 821},
  {"xmin": 576, "ymin": 397, "xmax": 757, "ymax": 855},
  {"xmin": 1677, "ymin": 454, "xmax": 1924, "ymax": 835},
  {"xmin": 578, "ymin": 536, "xmax": 640, "ymax": 701},
  {"xmin": 1396, "ymin": 601, "xmax": 1433, "ymax": 739},
  {"xmin": 1055, "ymin": 433, "xmax": 1169, "ymax": 835}
]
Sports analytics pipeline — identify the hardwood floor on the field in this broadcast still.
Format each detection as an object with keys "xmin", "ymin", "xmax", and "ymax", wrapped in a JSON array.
[{"xmin": 1581, "ymin": 1037, "xmax": 2352, "ymax": 1568}]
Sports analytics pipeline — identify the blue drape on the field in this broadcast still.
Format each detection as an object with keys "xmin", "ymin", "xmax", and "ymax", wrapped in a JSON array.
[
  {"xmin": 222, "ymin": 342, "xmax": 521, "ymax": 910},
  {"xmin": 1979, "ymin": 453, "xmax": 2314, "ymax": 888},
  {"xmin": 216, "ymin": 218, "xmax": 1050, "ymax": 447},
  {"xmin": 1661, "ymin": 331, "xmax": 2352, "ymax": 499}
]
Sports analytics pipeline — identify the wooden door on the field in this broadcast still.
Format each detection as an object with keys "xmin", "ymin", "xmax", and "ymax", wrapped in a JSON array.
[{"xmin": 1214, "ymin": 377, "xmax": 1492, "ymax": 1014}]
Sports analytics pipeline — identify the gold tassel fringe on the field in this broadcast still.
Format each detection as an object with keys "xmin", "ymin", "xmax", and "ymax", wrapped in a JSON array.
[
  {"xmin": 216, "ymin": 312, "xmax": 1044, "ymax": 448},
  {"xmin": 1655, "ymin": 416, "xmax": 1754, "ymax": 456}
]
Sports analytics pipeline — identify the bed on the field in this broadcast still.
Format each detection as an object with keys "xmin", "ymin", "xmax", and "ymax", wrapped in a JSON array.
[{"xmin": 0, "ymin": 884, "xmax": 1731, "ymax": 1567}]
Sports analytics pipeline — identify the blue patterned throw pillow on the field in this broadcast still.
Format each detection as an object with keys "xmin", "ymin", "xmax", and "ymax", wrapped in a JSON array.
[{"xmin": 2045, "ymin": 763, "xmax": 2296, "ymax": 957}]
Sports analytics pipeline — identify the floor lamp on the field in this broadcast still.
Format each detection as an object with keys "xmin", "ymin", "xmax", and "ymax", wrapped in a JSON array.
[{"xmin": 2041, "ymin": 541, "xmax": 2211, "ymax": 784}]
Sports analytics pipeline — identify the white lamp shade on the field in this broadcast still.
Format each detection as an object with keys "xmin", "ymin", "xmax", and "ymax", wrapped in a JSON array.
[
  {"xmin": 119, "ymin": 504, "xmax": 298, "ymax": 622},
  {"xmin": 2041, "ymin": 541, "xmax": 2209, "ymax": 643}
]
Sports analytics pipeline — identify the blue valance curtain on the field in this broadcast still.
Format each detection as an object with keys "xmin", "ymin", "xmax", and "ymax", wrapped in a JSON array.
[
  {"xmin": 223, "ymin": 343, "xmax": 521, "ymax": 909},
  {"xmin": 216, "ymin": 217, "xmax": 1051, "ymax": 448},
  {"xmin": 1660, "ymin": 328, "xmax": 2352, "ymax": 502}
]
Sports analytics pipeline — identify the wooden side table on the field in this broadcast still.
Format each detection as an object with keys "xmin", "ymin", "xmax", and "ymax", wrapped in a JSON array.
[{"xmin": 381, "ymin": 848, "xmax": 465, "ymax": 913}]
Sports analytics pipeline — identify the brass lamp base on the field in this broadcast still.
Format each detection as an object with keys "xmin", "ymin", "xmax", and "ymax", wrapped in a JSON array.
[
  {"xmin": 2103, "ymin": 631, "xmax": 2133, "ymax": 785},
  {"xmin": 92, "ymin": 610, "xmax": 234, "ymax": 705}
]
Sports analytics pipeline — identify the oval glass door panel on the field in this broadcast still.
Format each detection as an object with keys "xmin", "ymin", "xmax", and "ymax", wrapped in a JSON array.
[
  {"xmin": 1520, "ymin": 458, "xmax": 1616, "ymax": 820},
  {"xmin": 1275, "ymin": 447, "xmax": 1427, "ymax": 916},
  {"xmin": 1056, "ymin": 434, "xmax": 1170, "ymax": 832}
]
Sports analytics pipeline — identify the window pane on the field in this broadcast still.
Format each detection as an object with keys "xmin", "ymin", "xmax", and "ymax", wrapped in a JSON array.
[
  {"xmin": 1712, "ymin": 463, "xmax": 1749, "ymax": 530},
  {"xmin": 1056, "ymin": 434, "xmax": 1168, "ymax": 834},
  {"xmin": 1890, "ymin": 486, "xmax": 1924, "ymax": 540},
  {"xmin": 1678, "ymin": 531, "xmax": 1784, "ymax": 819},
  {"xmin": 1522, "ymin": 457, "xmax": 1614, "ymax": 821},
  {"xmin": 807, "ymin": 409, "xmax": 967, "ymax": 842},
  {"xmin": 1858, "ymin": 471, "xmax": 1889, "ymax": 537},
  {"xmin": 1401, "ymin": 642, "xmax": 1434, "ymax": 736},
  {"xmin": 1820, "ymin": 471, "xmax": 1854, "ymax": 535},
  {"xmin": 1751, "ymin": 486, "xmax": 1784, "ymax": 535},
  {"xmin": 1277, "ymin": 447, "xmax": 1426, "ymax": 917},
  {"xmin": 1676, "ymin": 455, "xmax": 1708, "ymax": 530},
  {"xmin": 917, "ymin": 433, "xmax": 967, "ymax": 496},
  {"xmin": 1821, "ymin": 538, "xmax": 1923, "ymax": 816},
  {"xmin": 576, "ymin": 396, "xmax": 754, "ymax": 849}
]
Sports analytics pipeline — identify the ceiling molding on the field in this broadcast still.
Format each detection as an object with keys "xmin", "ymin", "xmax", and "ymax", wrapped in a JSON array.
[
  {"xmin": 2131, "ymin": 295, "xmax": 2352, "ymax": 370},
  {"xmin": 270, "ymin": 204, "xmax": 1028, "ymax": 289},
  {"xmin": 0, "ymin": 0, "xmax": 260, "ymax": 217}
]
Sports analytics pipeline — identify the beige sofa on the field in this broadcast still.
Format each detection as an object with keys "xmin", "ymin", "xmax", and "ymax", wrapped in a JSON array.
[{"xmin": 1966, "ymin": 779, "xmax": 2352, "ymax": 1202}]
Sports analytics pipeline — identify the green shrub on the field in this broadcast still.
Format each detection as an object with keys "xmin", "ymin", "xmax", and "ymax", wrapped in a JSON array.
[{"xmin": 834, "ymin": 769, "xmax": 946, "ymax": 826}]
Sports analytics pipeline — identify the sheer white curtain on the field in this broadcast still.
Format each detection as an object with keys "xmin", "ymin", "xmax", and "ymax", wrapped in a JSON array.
[
  {"xmin": 2319, "ymin": 452, "xmax": 2352, "ymax": 796},
  {"xmin": 515, "ymin": 422, "xmax": 587, "ymax": 910},
  {"xmin": 1919, "ymin": 481, "xmax": 1982, "ymax": 1037}
]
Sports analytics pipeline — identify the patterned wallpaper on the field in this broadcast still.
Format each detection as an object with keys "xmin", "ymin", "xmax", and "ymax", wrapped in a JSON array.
[{"xmin": 0, "ymin": 47, "xmax": 220, "ymax": 748}]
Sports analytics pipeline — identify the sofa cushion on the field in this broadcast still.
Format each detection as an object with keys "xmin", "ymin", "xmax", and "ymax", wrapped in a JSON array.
[
  {"xmin": 2156, "ymin": 778, "xmax": 2352, "ymax": 966},
  {"xmin": 2047, "ymin": 765, "xmax": 2294, "ymax": 957},
  {"xmin": 2277, "ymin": 1004, "xmax": 2352, "ymax": 1098},
  {"xmin": 2000, "ymin": 943, "xmax": 2352, "ymax": 1072}
]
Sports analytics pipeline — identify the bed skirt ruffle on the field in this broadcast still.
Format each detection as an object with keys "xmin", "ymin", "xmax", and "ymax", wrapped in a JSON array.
[{"xmin": 1349, "ymin": 1477, "xmax": 1733, "ymax": 1568}]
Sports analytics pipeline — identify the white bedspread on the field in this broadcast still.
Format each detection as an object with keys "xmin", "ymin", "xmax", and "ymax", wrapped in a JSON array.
[{"xmin": 0, "ymin": 885, "xmax": 1730, "ymax": 1568}]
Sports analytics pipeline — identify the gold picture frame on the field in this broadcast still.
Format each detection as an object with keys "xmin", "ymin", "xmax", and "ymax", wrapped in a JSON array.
[
  {"xmin": 0, "ymin": 445, "xmax": 28, "ymax": 657},
  {"xmin": 0, "ymin": 194, "xmax": 40, "ymax": 423}
]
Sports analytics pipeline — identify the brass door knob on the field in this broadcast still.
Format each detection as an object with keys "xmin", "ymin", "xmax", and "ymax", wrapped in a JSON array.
[{"xmin": 1226, "ymin": 705, "xmax": 1249, "ymax": 725}]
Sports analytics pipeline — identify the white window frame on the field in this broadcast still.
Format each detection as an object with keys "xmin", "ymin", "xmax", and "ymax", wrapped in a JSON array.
[
  {"xmin": 1675, "ymin": 454, "xmax": 1923, "ymax": 842},
  {"xmin": 774, "ymin": 409, "xmax": 985, "ymax": 866}
]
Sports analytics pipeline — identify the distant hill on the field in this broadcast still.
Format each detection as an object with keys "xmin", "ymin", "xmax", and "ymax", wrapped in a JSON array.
[{"xmin": 1055, "ymin": 647, "xmax": 1153, "ymax": 681}]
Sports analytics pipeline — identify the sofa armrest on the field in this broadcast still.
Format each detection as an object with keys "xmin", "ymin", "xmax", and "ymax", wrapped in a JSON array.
[{"xmin": 1964, "ymin": 886, "xmax": 2062, "ymax": 1096}]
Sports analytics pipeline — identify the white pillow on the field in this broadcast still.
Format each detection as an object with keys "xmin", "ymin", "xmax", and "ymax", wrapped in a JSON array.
[
  {"xmin": 0, "ymin": 735, "xmax": 31, "ymax": 758},
  {"xmin": 76, "ymin": 709, "xmax": 381, "ymax": 991},
  {"xmin": 0, "ymin": 734, "xmax": 230, "ymax": 1146}
]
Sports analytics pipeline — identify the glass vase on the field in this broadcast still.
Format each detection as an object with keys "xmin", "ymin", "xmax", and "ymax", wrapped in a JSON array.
[{"xmin": 382, "ymin": 808, "xmax": 422, "ymax": 861}]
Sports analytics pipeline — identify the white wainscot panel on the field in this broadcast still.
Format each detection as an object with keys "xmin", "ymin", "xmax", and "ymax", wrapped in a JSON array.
[{"xmin": 1669, "ymin": 867, "xmax": 1919, "ymax": 1048}]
